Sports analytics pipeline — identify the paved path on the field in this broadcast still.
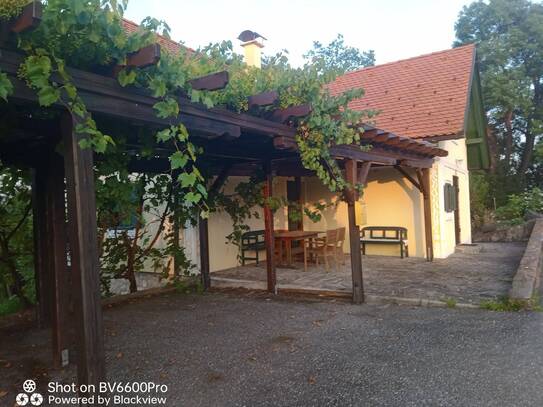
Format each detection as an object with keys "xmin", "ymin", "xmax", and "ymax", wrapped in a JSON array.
[
  {"xmin": 1, "ymin": 291, "xmax": 542, "ymax": 407},
  {"xmin": 214, "ymin": 242, "xmax": 526, "ymax": 304}
]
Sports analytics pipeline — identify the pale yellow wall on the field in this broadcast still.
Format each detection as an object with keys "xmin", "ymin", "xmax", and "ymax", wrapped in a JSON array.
[
  {"xmin": 302, "ymin": 168, "xmax": 425, "ymax": 257},
  {"xmin": 431, "ymin": 138, "xmax": 472, "ymax": 258},
  {"xmin": 208, "ymin": 176, "xmax": 288, "ymax": 272}
]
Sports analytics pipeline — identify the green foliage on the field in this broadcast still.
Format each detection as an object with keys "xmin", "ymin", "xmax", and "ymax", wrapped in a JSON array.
[
  {"xmin": 0, "ymin": 72, "xmax": 13, "ymax": 101},
  {"xmin": 495, "ymin": 187, "xmax": 543, "ymax": 223},
  {"xmin": 444, "ymin": 298, "xmax": 457, "ymax": 308},
  {"xmin": 469, "ymin": 172, "xmax": 493, "ymax": 228},
  {"xmin": 0, "ymin": 0, "xmax": 28, "ymax": 20},
  {"xmin": 304, "ymin": 34, "xmax": 375, "ymax": 75},
  {"xmin": 455, "ymin": 0, "xmax": 543, "ymax": 185},
  {"xmin": 0, "ymin": 295, "xmax": 23, "ymax": 316},
  {"xmin": 480, "ymin": 295, "xmax": 542, "ymax": 312},
  {"xmin": 0, "ymin": 165, "xmax": 34, "ymax": 306}
]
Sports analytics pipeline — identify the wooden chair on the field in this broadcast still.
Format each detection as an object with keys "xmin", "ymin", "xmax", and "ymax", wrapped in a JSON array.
[
  {"xmin": 334, "ymin": 227, "xmax": 346, "ymax": 265},
  {"xmin": 307, "ymin": 229, "xmax": 338, "ymax": 271}
]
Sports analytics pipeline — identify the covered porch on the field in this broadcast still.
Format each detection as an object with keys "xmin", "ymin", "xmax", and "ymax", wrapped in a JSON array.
[{"xmin": 211, "ymin": 242, "xmax": 526, "ymax": 305}]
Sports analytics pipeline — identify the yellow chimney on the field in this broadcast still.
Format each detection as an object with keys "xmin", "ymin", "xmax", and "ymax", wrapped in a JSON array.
[
  {"xmin": 238, "ymin": 30, "xmax": 266, "ymax": 69},
  {"xmin": 241, "ymin": 40, "xmax": 264, "ymax": 68}
]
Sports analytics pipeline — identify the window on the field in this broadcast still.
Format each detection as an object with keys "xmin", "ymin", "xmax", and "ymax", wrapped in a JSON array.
[{"xmin": 444, "ymin": 183, "xmax": 457, "ymax": 213}]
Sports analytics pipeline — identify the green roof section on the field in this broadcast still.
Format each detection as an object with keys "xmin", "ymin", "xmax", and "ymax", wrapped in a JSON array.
[{"xmin": 465, "ymin": 67, "xmax": 490, "ymax": 170}]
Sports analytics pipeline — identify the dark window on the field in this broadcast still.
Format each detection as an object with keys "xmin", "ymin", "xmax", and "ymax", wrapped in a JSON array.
[{"xmin": 444, "ymin": 183, "xmax": 457, "ymax": 213}]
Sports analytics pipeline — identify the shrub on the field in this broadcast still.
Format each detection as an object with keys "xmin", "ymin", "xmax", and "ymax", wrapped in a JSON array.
[
  {"xmin": 0, "ymin": 0, "xmax": 29, "ymax": 20},
  {"xmin": 495, "ymin": 188, "xmax": 543, "ymax": 223},
  {"xmin": 0, "ymin": 295, "xmax": 23, "ymax": 316}
]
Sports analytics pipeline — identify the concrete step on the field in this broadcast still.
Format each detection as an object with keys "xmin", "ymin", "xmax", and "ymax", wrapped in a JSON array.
[{"xmin": 455, "ymin": 243, "xmax": 483, "ymax": 254}]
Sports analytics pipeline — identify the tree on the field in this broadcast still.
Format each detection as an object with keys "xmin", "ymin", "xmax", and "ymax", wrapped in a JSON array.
[
  {"xmin": 454, "ymin": 0, "xmax": 543, "ymax": 196},
  {"xmin": 304, "ymin": 34, "xmax": 375, "ymax": 75},
  {"xmin": 0, "ymin": 165, "xmax": 34, "ymax": 306}
]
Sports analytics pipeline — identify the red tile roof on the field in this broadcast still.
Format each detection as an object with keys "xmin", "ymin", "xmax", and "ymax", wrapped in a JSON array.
[
  {"xmin": 122, "ymin": 19, "xmax": 193, "ymax": 55},
  {"xmin": 327, "ymin": 44, "xmax": 476, "ymax": 139}
]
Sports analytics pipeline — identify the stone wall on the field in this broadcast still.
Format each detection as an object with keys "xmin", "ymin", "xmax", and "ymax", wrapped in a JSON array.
[
  {"xmin": 510, "ymin": 218, "xmax": 543, "ymax": 301},
  {"xmin": 473, "ymin": 220, "xmax": 535, "ymax": 243},
  {"xmin": 110, "ymin": 272, "xmax": 166, "ymax": 295}
]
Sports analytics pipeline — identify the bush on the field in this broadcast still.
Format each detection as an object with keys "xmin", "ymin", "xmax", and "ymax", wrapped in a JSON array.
[
  {"xmin": 0, "ymin": 0, "xmax": 29, "ymax": 20},
  {"xmin": 495, "ymin": 188, "xmax": 543, "ymax": 223},
  {"xmin": 470, "ymin": 172, "xmax": 492, "ymax": 228},
  {"xmin": 0, "ymin": 295, "xmax": 23, "ymax": 316}
]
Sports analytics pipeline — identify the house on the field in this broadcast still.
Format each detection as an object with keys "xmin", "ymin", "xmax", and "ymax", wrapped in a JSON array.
[
  {"xmin": 119, "ymin": 21, "xmax": 488, "ymax": 270},
  {"xmin": 204, "ymin": 43, "xmax": 488, "ymax": 272},
  {"xmin": 317, "ymin": 44, "xmax": 489, "ymax": 259}
]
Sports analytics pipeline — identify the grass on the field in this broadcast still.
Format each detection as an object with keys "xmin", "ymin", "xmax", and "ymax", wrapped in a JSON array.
[
  {"xmin": 444, "ymin": 298, "xmax": 457, "ymax": 308},
  {"xmin": 480, "ymin": 295, "xmax": 542, "ymax": 312}
]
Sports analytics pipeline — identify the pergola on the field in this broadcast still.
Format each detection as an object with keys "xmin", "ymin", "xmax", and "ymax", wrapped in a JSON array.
[{"xmin": 0, "ymin": 2, "xmax": 447, "ymax": 389}]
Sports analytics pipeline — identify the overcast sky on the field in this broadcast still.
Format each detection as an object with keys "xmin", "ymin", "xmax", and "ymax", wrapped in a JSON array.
[{"xmin": 124, "ymin": 0, "xmax": 474, "ymax": 66}]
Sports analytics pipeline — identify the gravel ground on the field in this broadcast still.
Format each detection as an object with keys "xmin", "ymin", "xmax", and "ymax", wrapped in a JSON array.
[{"xmin": 1, "ymin": 291, "xmax": 543, "ymax": 407}]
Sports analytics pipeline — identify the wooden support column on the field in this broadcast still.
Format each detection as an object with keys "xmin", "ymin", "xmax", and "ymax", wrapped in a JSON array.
[
  {"xmin": 32, "ymin": 164, "xmax": 51, "ymax": 328},
  {"xmin": 417, "ymin": 168, "xmax": 434, "ymax": 262},
  {"xmin": 198, "ymin": 218, "xmax": 211, "ymax": 290},
  {"xmin": 345, "ymin": 159, "xmax": 365, "ymax": 304},
  {"xmin": 46, "ymin": 151, "xmax": 71, "ymax": 368},
  {"xmin": 263, "ymin": 161, "xmax": 276, "ymax": 293},
  {"xmin": 61, "ymin": 112, "xmax": 105, "ymax": 387}
]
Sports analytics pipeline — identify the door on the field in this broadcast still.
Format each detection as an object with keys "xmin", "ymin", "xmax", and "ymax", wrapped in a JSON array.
[
  {"xmin": 453, "ymin": 176, "xmax": 461, "ymax": 245},
  {"xmin": 287, "ymin": 177, "xmax": 303, "ymax": 231}
]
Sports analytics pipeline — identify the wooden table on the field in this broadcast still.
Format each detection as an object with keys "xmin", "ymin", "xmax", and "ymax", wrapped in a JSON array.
[{"xmin": 274, "ymin": 230, "xmax": 322, "ymax": 271}]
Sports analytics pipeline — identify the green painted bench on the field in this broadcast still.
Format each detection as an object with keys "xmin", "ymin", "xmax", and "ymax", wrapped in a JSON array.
[{"xmin": 360, "ymin": 226, "xmax": 409, "ymax": 258}]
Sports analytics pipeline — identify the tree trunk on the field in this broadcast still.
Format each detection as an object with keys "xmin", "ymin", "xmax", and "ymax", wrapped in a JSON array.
[
  {"xmin": 503, "ymin": 109, "xmax": 514, "ymax": 167},
  {"xmin": 486, "ymin": 125, "xmax": 499, "ymax": 174},
  {"xmin": 0, "ymin": 239, "xmax": 29, "ymax": 305}
]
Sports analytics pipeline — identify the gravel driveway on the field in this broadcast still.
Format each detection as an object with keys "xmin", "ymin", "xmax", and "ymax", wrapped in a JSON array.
[{"xmin": 1, "ymin": 291, "xmax": 542, "ymax": 407}]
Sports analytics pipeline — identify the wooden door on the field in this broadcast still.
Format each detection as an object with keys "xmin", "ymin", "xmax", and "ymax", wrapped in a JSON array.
[{"xmin": 453, "ymin": 176, "xmax": 461, "ymax": 245}]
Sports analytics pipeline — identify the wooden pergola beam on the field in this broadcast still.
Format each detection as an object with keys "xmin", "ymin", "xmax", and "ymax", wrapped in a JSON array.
[
  {"xmin": 395, "ymin": 165, "xmax": 422, "ymax": 191},
  {"xmin": 189, "ymin": 71, "xmax": 229, "ymax": 91},
  {"xmin": 10, "ymin": 1, "xmax": 42, "ymax": 33},
  {"xmin": 271, "ymin": 104, "xmax": 312, "ymax": 123},
  {"xmin": 358, "ymin": 161, "xmax": 372, "ymax": 187},
  {"xmin": 248, "ymin": 90, "xmax": 279, "ymax": 108},
  {"xmin": 0, "ymin": 49, "xmax": 296, "ymax": 139},
  {"xmin": 126, "ymin": 43, "xmax": 161, "ymax": 68}
]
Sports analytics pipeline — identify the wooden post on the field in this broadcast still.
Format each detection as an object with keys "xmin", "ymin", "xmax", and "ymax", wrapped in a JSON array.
[
  {"xmin": 345, "ymin": 159, "xmax": 365, "ymax": 304},
  {"xmin": 198, "ymin": 218, "xmax": 210, "ymax": 290},
  {"xmin": 61, "ymin": 112, "xmax": 106, "ymax": 387},
  {"xmin": 418, "ymin": 168, "xmax": 434, "ymax": 262},
  {"xmin": 263, "ymin": 162, "xmax": 276, "ymax": 293},
  {"xmin": 32, "ymin": 165, "xmax": 51, "ymax": 328},
  {"xmin": 171, "ymin": 172, "xmax": 182, "ymax": 278},
  {"xmin": 45, "ymin": 151, "xmax": 71, "ymax": 368}
]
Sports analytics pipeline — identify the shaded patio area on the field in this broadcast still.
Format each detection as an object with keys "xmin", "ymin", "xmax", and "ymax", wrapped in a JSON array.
[{"xmin": 212, "ymin": 242, "xmax": 526, "ymax": 305}]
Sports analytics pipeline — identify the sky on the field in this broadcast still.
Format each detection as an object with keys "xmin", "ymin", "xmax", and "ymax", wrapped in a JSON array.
[{"xmin": 124, "ymin": 0, "xmax": 474, "ymax": 66}]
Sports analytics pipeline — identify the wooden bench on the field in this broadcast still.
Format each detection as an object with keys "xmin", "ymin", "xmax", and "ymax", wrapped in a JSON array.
[
  {"xmin": 360, "ymin": 226, "xmax": 409, "ymax": 258},
  {"xmin": 240, "ymin": 230, "xmax": 266, "ymax": 265}
]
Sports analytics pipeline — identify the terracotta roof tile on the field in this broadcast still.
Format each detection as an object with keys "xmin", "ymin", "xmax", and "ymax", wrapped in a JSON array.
[
  {"xmin": 327, "ymin": 44, "xmax": 476, "ymax": 139},
  {"xmin": 122, "ymin": 19, "xmax": 193, "ymax": 55}
]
